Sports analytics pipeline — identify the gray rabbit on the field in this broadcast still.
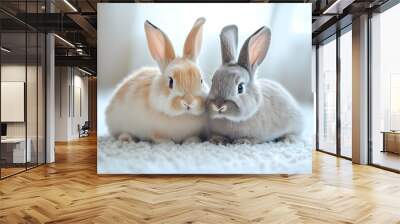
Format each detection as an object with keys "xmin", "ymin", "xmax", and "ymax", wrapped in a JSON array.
[{"xmin": 207, "ymin": 25, "xmax": 304, "ymax": 144}]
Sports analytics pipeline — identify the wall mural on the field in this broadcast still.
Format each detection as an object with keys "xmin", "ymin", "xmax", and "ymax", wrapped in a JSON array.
[{"xmin": 97, "ymin": 3, "xmax": 313, "ymax": 174}]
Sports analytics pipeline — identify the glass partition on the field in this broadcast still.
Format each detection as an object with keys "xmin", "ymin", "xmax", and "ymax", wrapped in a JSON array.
[
  {"xmin": 1, "ymin": 31, "xmax": 28, "ymax": 177},
  {"xmin": 0, "ymin": 1, "xmax": 46, "ymax": 179}
]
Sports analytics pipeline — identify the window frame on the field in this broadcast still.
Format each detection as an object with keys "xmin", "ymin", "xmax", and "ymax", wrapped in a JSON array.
[{"xmin": 315, "ymin": 24, "xmax": 353, "ymax": 161}]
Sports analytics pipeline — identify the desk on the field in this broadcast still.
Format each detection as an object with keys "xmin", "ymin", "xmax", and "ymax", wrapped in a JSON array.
[
  {"xmin": 1, "ymin": 138, "xmax": 31, "ymax": 163},
  {"xmin": 381, "ymin": 131, "xmax": 400, "ymax": 155}
]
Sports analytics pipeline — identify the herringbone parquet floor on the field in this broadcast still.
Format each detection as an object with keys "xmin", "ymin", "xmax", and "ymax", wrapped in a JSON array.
[{"xmin": 1, "ymin": 135, "xmax": 400, "ymax": 224}]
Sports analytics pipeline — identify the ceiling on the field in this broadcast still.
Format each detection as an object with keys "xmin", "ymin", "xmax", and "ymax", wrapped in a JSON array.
[{"xmin": 0, "ymin": 0, "xmax": 393, "ymax": 74}]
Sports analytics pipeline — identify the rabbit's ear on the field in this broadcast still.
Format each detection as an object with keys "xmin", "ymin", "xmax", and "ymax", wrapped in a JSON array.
[
  {"xmin": 144, "ymin": 20, "xmax": 176, "ymax": 70},
  {"xmin": 238, "ymin": 26, "xmax": 271, "ymax": 77},
  {"xmin": 220, "ymin": 25, "xmax": 238, "ymax": 64},
  {"xmin": 183, "ymin": 17, "xmax": 206, "ymax": 61}
]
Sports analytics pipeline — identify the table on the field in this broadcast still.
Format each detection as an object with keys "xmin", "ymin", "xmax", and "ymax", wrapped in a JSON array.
[{"xmin": 381, "ymin": 131, "xmax": 400, "ymax": 154}]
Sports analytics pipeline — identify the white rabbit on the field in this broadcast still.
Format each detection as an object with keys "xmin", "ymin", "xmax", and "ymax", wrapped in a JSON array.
[
  {"xmin": 106, "ymin": 18, "xmax": 209, "ymax": 144},
  {"xmin": 207, "ymin": 25, "xmax": 304, "ymax": 144}
]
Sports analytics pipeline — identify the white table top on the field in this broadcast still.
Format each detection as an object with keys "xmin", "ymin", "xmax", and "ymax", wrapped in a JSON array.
[{"xmin": 1, "ymin": 138, "xmax": 27, "ymax": 143}]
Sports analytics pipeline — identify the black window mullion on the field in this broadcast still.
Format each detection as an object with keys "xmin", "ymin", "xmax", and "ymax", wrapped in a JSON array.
[
  {"xmin": 25, "ymin": 0, "xmax": 28, "ymax": 171},
  {"xmin": 367, "ymin": 11, "xmax": 373, "ymax": 165},
  {"xmin": 316, "ymin": 45, "xmax": 320, "ymax": 150},
  {"xmin": 73, "ymin": 68, "xmax": 75, "ymax": 118},
  {"xmin": 44, "ymin": 21, "xmax": 47, "ymax": 164},
  {"xmin": 336, "ymin": 29, "xmax": 341, "ymax": 157},
  {"xmin": 36, "ymin": 0, "xmax": 39, "ymax": 168}
]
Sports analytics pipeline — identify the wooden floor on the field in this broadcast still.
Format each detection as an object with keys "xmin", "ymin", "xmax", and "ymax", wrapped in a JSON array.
[
  {"xmin": 1, "ymin": 136, "xmax": 400, "ymax": 223},
  {"xmin": 373, "ymin": 150, "xmax": 400, "ymax": 171},
  {"xmin": 0, "ymin": 167, "xmax": 26, "ymax": 178}
]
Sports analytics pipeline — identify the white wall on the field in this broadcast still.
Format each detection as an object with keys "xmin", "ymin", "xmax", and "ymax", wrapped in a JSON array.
[
  {"xmin": 1, "ymin": 65, "xmax": 40, "ymax": 138},
  {"xmin": 1, "ymin": 82, "xmax": 25, "ymax": 122},
  {"xmin": 55, "ymin": 67, "xmax": 89, "ymax": 141},
  {"xmin": 55, "ymin": 67, "xmax": 68, "ymax": 141},
  {"xmin": 72, "ymin": 73, "xmax": 89, "ymax": 138},
  {"xmin": 97, "ymin": 3, "xmax": 312, "ymax": 136},
  {"xmin": 1, "ymin": 66, "xmax": 26, "ymax": 129}
]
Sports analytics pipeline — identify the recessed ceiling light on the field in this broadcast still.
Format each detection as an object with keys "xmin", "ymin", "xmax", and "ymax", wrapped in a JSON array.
[
  {"xmin": 63, "ymin": 0, "xmax": 78, "ymax": 12},
  {"xmin": 54, "ymin": 34, "xmax": 75, "ymax": 48},
  {"xmin": 78, "ymin": 67, "xmax": 93, "ymax": 76},
  {"xmin": 323, "ymin": 0, "xmax": 354, "ymax": 15},
  {"xmin": 1, "ymin": 47, "xmax": 11, "ymax": 53}
]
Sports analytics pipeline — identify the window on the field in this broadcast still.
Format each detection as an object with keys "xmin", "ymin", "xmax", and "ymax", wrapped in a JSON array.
[
  {"xmin": 370, "ymin": 3, "xmax": 400, "ymax": 171},
  {"xmin": 339, "ymin": 29, "xmax": 352, "ymax": 158},
  {"xmin": 316, "ymin": 26, "xmax": 353, "ymax": 159},
  {"xmin": 317, "ymin": 36, "xmax": 337, "ymax": 155}
]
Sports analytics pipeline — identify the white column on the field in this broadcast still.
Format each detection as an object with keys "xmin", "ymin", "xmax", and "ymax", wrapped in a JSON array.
[{"xmin": 46, "ymin": 33, "xmax": 55, "ymax": 163}]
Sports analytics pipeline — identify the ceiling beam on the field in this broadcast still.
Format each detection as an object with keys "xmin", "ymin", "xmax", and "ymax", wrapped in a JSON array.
[
  {"xmin": 55, "ymin": 55, "xmax": 96, "ymax": 72},
  {"xmin": 323, "ymin": 0, "xmax": 356, "ymax": 14},
  {"xmin": 312, "ymin": 15, "xmax": 335, "ymax": 33},
  {"xmin": 67, "ymin": 13, "xmax": 97, "ymax": 39}
]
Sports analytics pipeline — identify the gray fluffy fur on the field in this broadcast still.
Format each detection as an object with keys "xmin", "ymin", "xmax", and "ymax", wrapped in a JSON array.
[{"xmin": 207, "ymin": 25, "xmax": 304, "ymax": 144}]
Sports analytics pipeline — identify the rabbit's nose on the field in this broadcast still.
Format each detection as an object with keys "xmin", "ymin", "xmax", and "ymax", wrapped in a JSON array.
[
  {"xmin": 214, "ymin": 98, "xmax": 226, "ymax": 108},
  {"xmin": 211, "ymin": 103, "xmax": 227, "ymax": 113},
  {"xmin": 182, "ymin": 101, "xmax": 193, "ymax": 111},
  {"xmin": 212, "ymin": 99, "xmax": 227, "ymax": 113},
  {"xmin": 183, "ymin": 103, "xmax": 191, "ymax": 110}
]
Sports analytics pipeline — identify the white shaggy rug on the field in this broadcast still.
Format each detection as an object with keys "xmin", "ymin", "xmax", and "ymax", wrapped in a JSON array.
[{"xmin": 98, "ymin": 136, "xmax": 312, "ymax": 174}]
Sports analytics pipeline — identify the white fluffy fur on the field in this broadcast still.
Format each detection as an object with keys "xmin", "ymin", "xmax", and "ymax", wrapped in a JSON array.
[
  {"xmin": 98, "ymin": 136, "xmax": 312, "ymax": 174},
  {"xmin": 106, "ymin": 18, "xmax": 208, "ymax": 143},
  {"xmin": 150, "ymin": 62, "xmax": 208, "ymax": 117},
  {"xmin": 105, "ymin": 68, "xmax": 207, "ymax": 143}
]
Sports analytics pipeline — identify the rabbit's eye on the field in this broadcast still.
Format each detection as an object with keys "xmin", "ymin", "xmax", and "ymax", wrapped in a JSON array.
[
  {"xmin": 168, "ymin": 77, "xmax": 173, "ymax": 89},
  {"xmin": 238, "ymin": 82, "xmax": 244, "ymax": 94},
  {"xmin": 201, "ymin": 79, "xmax": 203, "ymax": 84}
]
